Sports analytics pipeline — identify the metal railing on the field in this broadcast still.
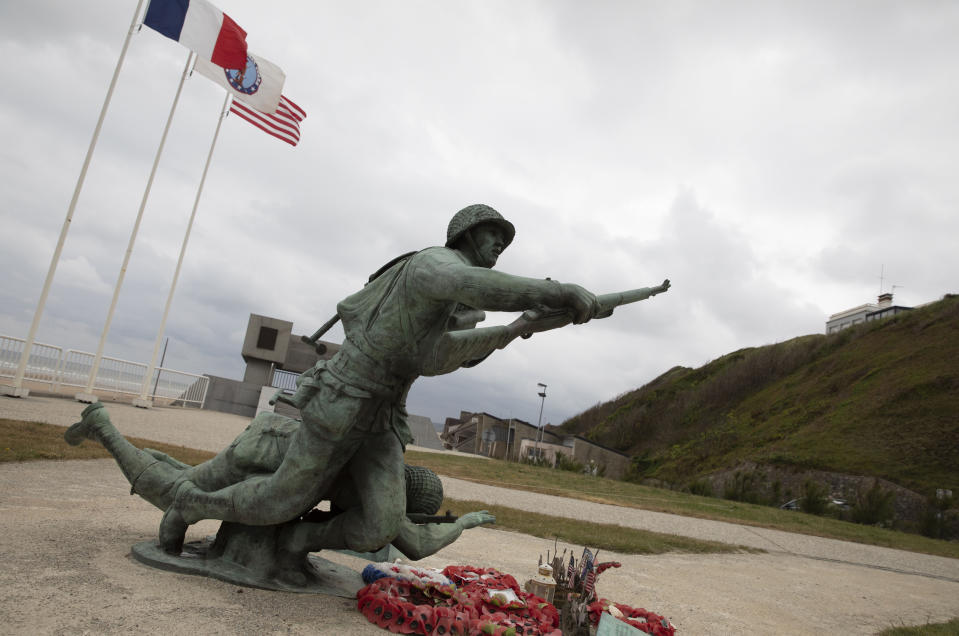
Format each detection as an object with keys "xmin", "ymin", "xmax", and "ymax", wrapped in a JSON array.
[
  {"xmin": 0, "ymin": 334, "xmax": 208, "ymax": 407},
  {"xmin": 0, "ymin": 336, "xmax": 63, "ymax": 388},
  {"xmin": 270, "ymin": 368, "xmax": 300, "ymax": 392}
]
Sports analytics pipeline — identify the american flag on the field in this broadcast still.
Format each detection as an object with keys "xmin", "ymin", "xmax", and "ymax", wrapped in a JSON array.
[
  {"xmin": 583, "ymin": 569, "xmax": 597, "ymax": 599},
  {"xmin": 230, "ymin": 95, "xmax": 306, "ymax": 147},
  {"xmin": 580, "ymin": 548, "xmax": 593, "ymax": 579},
  {"xmin": 566, "ymin": 554, "xmax": 575, "ymax": 583}
]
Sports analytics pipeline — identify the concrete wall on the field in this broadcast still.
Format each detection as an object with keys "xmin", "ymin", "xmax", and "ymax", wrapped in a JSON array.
[
  {"xmin": 203, "ymin": 374, "xmax": 263, "ymax": 418},
  {"xmin": 510, "ymin": 421, "xmax": 560, "ymax": 461},
  {"xmin": 281, "ymin": 335, "xmax": 339, "ymax": 373},
  {"xmin": 517, "ymin": 438, "xmax": 571, "ymax": 465},
  {"xmin": 571, "ymin": 439, "xmax": 631, "ymax": 480},
  {"xmin": 407, "ymin": 414, "xmax": 444, "ymax": 450},
  {"xmin": 243, "ymin": 359, "xmax": 273, "ymax": 385}
]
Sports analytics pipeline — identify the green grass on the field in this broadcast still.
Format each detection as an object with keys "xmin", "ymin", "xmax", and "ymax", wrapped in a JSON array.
[
  {"xmin": 404, "ymin": 449, "xmax": 959, "ymax": 560},
  {"xmin": 442, "ymin": 498, "xmax": 754, "ymax": 555},
  {"xmin": 0, "ymin": 418, "xmax": 215, "ymax": 466},
  {"xmin": 878, "ymin": 618, "xmax": 959, "ymax": 635}
]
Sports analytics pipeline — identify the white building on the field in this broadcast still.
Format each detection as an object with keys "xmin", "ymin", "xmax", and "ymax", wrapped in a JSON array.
[{"xmin": 825, "ymin": 293, "xmax": 911, "ymax": 334}]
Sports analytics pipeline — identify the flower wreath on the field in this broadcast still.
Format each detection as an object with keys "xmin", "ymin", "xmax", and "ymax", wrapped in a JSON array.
[
  {"xmin": 587, "ymin": 599, "xmax": 675, "ymax": 636},
  {"xmin": 357, "ymin": 565, "xmax": 561, "ymax": 635},
  {"xmin": 363, "ymin": 563, "xmax": 453, "ymax": 588}
]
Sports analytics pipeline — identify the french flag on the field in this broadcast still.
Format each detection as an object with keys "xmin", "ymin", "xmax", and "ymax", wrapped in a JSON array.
[{"xmin": 144, "ymin": 0, "xmax": 248, "ymax": 70}]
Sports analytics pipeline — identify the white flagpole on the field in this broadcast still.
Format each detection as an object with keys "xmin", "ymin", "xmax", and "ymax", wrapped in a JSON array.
[
  {"xmin": 135, "ymin": 92, "xmax": 232, "ymax": 408},
  {"xmin": 2, "ymin": 0, "xmax": 147, "ymax": 398},
  {"xmin": 78, "ymin": 51, "xmax": 196, "ymax": 402}
]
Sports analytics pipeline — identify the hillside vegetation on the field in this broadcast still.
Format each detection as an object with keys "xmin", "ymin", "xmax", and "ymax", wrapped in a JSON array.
[{"xmin": 560, "ymin": 295, "xmax": 959, "ymax": 501}]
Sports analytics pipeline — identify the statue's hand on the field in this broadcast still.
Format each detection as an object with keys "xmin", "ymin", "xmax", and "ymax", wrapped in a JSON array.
[
  {"xmin": 457, "ymin": 510, "xmax": 496, "ymax": 529},
  {"xmin": 560, "ymin": 283, "xmax": 601, "ymax": 324},
  {"xmin": 654, "ymin": 279, "xmax": 671, "ymax": 295},
  {"xmin": 268, "ymin": 389, "xmax": 284, "ymax": 406}
]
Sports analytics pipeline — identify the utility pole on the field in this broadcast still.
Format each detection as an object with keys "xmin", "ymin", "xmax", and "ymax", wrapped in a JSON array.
[{"xmin": 535, "ymin": 382, "xmax": 547, "ymax": 458}]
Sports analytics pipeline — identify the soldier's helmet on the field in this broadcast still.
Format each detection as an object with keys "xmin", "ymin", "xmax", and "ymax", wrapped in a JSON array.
[
  {"xmin": 404, "ymin": 465, "xmax": 444, "ymax": 515},
  {"xmin": 445, "ymin": 204, "xmax": 516, "ymax": 249}
]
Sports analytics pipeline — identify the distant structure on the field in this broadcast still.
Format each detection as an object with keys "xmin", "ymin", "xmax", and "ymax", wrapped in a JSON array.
[
  {"xmin": 825, "ymin": 293, "xmax": 912, "ymax": 334},
  {"xmin": 442, "ymin": 411, "xmax": 539, "ymax": 457},
  {"xmin": 407, "ymin": 413, "xmax": 444, "ymax": 450},
  {"xmin": 441, "ymin": 410, "xmax": 631, "ymax": 479},
  {"xmin": 203, "ymin": 313, "xmax": 339, "ymax": 417},
  {"xmin": 240, "ymin": 314, "xmax": 340, "ymax": 386}
]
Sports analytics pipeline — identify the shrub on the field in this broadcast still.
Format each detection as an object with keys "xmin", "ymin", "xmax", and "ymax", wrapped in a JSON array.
[
  {"xmin": 688, "ymin": 479, "xmax": 713, "ymax": 497},
  {"xmin": 723, "ymin": 470, "xmax": 764, "ymax": 504},
  {"xmin": 920, "ymin": 490, "xmax": 956, "ymax": 539},
  {"xmin": 770, "ymin": 479, "xmax": 783, "ymax": 507},
  {"xmin": 521, "ymin": 454, "xmax": 552, "ymax": 468},
  {"xmin": 920, "ymin": 506, "xmax": 944, "ymax": 539},
  {"xmin": 852, "ymin": 479, "xmax": 896, "ymax": 526},
  {"xmin": 624, "ymin": 453, "xmax": 657, "ymax": 483},
  {"xmin": 555, "ymin": 453, "xmax": 584, "ymax": 473},
  {"xmin": 800, "ymin": 480, "xmax": 829, "ymax": 515}
]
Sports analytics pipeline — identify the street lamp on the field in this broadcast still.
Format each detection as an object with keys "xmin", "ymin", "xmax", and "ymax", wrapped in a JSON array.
[{"xmin": 535, "ymin": 382, "xmax": 547, "ymax": 456}]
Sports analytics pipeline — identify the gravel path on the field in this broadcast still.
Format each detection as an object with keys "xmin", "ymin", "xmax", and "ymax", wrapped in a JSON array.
[
  {"xmin": 2, "ymin": 395, "xmax": 957, "ymax": 634},
  {"xmin": 440, "ymin": 477, "xmax": 959, "ymax": 583}
]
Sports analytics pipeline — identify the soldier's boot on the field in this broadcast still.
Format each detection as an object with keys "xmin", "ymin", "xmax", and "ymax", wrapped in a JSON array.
[
  {"xmin": 64, "ymin": 401, "xmax": 110, "ymax": 445},
  {"xmin": 65, "ymin": 401, "xmax": 181, "ymax": 510}
]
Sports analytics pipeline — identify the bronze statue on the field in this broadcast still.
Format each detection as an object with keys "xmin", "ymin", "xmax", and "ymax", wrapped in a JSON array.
[{"xmin": 66, "ymin": 203, "xmax": 669, "ymax": 591}]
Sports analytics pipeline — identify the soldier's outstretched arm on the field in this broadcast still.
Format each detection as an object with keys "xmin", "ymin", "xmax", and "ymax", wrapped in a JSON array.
[
  {"xmin": 390, "ymin": 511, "xmax": 496, "ymax": 561},
  {"xmin": 417, "ymin": 259, "xmax": 600, "ymax": 324}
]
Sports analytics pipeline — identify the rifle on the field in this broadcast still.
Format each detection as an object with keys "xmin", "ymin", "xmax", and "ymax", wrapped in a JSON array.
[
  {"xmin": 519, "ymin": 278, "xmax": 671, "ymax": 335},
  {"xmin": 425, "ymin": 279, "xmax": 670, "ymax": 375},
  {"xmin": 406, "ymin": 510, "xmax": 458, "ymax": 524}
]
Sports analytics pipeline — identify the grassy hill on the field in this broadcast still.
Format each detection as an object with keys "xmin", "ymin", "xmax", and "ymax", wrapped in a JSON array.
[{"xmin": 559, "ymin": 295, "xmax": 959, "ymax": 502}]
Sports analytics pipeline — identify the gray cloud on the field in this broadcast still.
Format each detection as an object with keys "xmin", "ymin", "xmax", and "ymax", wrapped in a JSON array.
[{"xmin": 2, "ymin": 1, "xmax": 957, "ymax": 425}]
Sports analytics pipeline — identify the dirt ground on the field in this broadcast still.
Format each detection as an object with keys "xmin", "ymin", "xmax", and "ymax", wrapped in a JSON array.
[{"xmin": 1, "ymin": 396, "xmax": 957, "ymax": 635}]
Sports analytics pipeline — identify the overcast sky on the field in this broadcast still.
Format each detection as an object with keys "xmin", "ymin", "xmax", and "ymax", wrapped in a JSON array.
[{"xmin": 1, "ymin": 1, "xmax": 957, "ymax": 427}]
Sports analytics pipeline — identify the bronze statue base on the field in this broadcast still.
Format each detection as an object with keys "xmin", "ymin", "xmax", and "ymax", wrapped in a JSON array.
[{"xmin": 131, "ymin": 524, "xmax": 363, "ymax": 597}]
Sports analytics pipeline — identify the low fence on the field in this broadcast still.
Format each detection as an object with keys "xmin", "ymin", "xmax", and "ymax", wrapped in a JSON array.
[
  {"xmin": 270, "ymin": 368, "xmax": 299, "ymax": 392},
  {"xmin": 0, "ymin": 334, "xmax": 208, "ymax": 407}
]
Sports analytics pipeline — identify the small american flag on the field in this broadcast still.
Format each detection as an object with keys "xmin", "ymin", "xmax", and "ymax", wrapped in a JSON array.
[
  {"xmin": 230, "ymin": 95, "xmax": 306, "ymax": 147},
  {"xmin": 580, "ymin": 548, "xmax": 593, "ymax": 579},
  {"xmin": 566, "ymin": 554, "xmax": 575, "ymax": 582},
  {"xmin": 583, "ymin": 569, "xmax": 597, "ymax": 598}
]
